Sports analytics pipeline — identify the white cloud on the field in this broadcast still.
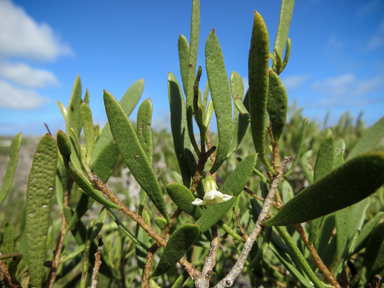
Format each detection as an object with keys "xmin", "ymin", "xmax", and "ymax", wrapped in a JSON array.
[
  {"xmin": 281, "ymin": 75, "xmax": 311, "ymax": 91},
  {"xmin": 357, "ymin": 0, "xmax": 383, "ymax": 17},
  {"xmin": 0, "ymin": 80, "xmax": 49, "ymax": 109},
  {"xmin": 365, "ymin": 19, "xmax": 384, "ymax": 50},
  {"xmin": 0, "ymin": 0, "xmax": 72, "ymax": 61},
  {"xmin": 324, "ymin": 36, "xmax": 344, "ymax": 52},
  {"xmin": 311, "ymin": 74, "xmax": 384, "ymax": 106},
  {"xmin": 0, "ymin": 61, "xmax": 59, "ymax": 88}
]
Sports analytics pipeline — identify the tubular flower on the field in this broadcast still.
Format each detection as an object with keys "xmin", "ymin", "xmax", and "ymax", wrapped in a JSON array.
[{"xmin": 191, "ymin": 174, "xmax": 233, "ymax": 206}]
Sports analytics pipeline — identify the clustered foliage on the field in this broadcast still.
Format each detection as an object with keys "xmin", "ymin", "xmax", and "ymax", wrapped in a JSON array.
[{"xmin": 0, "ymin": 1, "xmax": 384, "ymax": 288}]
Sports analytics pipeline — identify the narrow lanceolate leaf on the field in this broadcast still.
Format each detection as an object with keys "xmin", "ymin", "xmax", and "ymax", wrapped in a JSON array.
[
  {"xmin": 166, "ymin": 182, "xmax": 203, "ymax": 220},
  {"xmin": 285, "ymin": 117, "xmax": 308, "ymax": 177},
  {"xmin": 152, "ymin": 224, "xmax": 200, "ymax": 277},
  {"xmin": 274, "ymin": 0, "xmax": 295, "ymax": 57},
  {"xmin": 332, "ymin": 230, "xmax": 359, "ymax": 278},
  {"xmin": 308, "ymin": 132, "xmax": 335, "ymax": 244},
  {"xmin": 300, "ymin": 150, "xmax": 314, "ymax": 184},
  {"xmin": 137, "ymin": 99, "xmax": 153, "ymax": 163},
  {"xmin": 168, "ymin": 73, "xmax": 191, "ymax": 187},
  {"xmin": 348, "ymin": 197, "xmax": 370, "ymax": 238},
  {"xmin": 353, "ymin": 211, "xmax": 384, "ymax": 254},
  {"xmin": 103, "ymin": 91, "xmax": 169, "ymax": 221},
  {"xmin": 90, "ymin": 139, "xmax": 120, "ymax": 183},
  {"xmin": 80, "ymin": 102, "xmax": 95, "ymax": 165},
  {"xmin": 230, "ymin": 71, "xmax": 245, "ymax": 126},
  {"xmin": 362, "ymin": 222, "xmax": 384, "ymax": 279},
  {"xmin": 67, "ymin": 75, "xmax": 82, "ymax": 137},
  {"xmin": 205, "ymin": 29, "xmax": 232, "ymax": 173},
  {"xmin": 347, "ymin": 116, "xmax": 384, "ymax": 161},
  {"xmin": 136, "ymin": 210, "xmax": 152, "ymax": 270},
  {"xmin": 92, "ymin": 79, "xmax": 144, "ymax": 161},
  {"xmin": 185, "ymin": 0, "xmax": 200, "ymax": 155},
  {"xmin": 267, "ymin": 69, "xmax": 288, "ymax": 143},
  {"xmin": 313, "ymin": 132, "xmax": 335, "ymax": 182},
  {"xmin": 249, "ymin": 11, "xmax": 275, "ymax": 175},
  {"xmin": 228, "ymin": 91, "xmax": 250, "ymax": 158},
  {"xmin": 57, "ymin": 130, "xmax": 71, "ymax": 157},
  {"xmin": 0, "ymin": 132, "xmax": 22, "ymax": 206},
  {"xmin": 56, "ymin": 101, "xmax": 67, "ymax": 122},
  {"xmin": 264, "ymin": 152, "xmax": 384, "ymax": 226},
  {"xmin": 178, "ymin": 34, "xmax": 190, "ymax": 95},
  {"xmin": 2, "ymin": 222, "xmax": 15, "ymax": 257},
  {"xmin": 25, "ymin": 134, "xmax": 58, "ymax": 288},
  {"xmin": 196, "ymin": 154, "xmax": 257, "ymax": 233}
]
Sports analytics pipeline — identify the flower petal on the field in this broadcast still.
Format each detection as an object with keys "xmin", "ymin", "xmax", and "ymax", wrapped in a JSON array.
[{"xmin": 191, "ymin": 198, "xmax": 205, "ymax": 205}]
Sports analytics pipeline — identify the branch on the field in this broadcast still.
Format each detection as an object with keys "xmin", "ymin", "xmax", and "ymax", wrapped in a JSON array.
[
  {"xmin": 195, "ymin": 226, "xmax": 219, "ymax": 287},
  {"xmin": 294, "ymin": 224, "xmax": 341, "ymax": 288},
  {"xmin": 214, "ymin": 157, "xmax": 290, "ymax": 288},
  {"xmin": 90, "ymin": 234, "xmax": 103, "ymax": 288},
  {"xmin": 45, "ymin": 191, "xmax": 69, "ymax": 288}
]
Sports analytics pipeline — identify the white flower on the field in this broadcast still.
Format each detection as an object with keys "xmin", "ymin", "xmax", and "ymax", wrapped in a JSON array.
[{"xmin": 191, "ymin": 175, "xmax": 233, "ymax": 206}]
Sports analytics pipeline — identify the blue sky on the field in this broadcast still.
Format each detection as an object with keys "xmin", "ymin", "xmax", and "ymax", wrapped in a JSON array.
[{"xmin": 0, "ymin": 0, "xmax": 383, "ymax": 136}]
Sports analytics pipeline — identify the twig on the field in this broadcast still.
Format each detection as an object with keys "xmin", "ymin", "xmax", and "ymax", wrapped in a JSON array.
[
  {"xmin": 91, "ymin": 174, "xmax": 166, "ymax": 247},
  {"xmin": 90, "ymin": 234, "xmax": 103, "ymax": 288},
  {"xmin": 196, "ymin": 226, "xmax": 219, "ymax": 287},
  {"xmin": 243, "ymin": 186, "xmax": 280, "ymax": 208},
  {"xmin": 141, "ymin": 147, "xmax": 216, "ymax": 287},
  {"xmin": 45, "ymin": 191, "xmax": 69, "ymax": 288},
  {"xmin": 206, "ymin": 125, "xmax": 217, "ymax": 181},
  {"xmin": 294, "ymin": 223, "xmax": 341, "ymax": 288},
  {"xmin": 268, "ymin": 121, "xmax": 280, "ymax": 172},
  {"xmin": 0, "ymin": 260, "xmax": 13, "ymax": 288},
  {"xmin": 214, "ymin": 157, "xmax": 290, "ymax": 288},
  {"xmin": 233, "ymin": 208, "xmax": 249, "ymax": 242}
]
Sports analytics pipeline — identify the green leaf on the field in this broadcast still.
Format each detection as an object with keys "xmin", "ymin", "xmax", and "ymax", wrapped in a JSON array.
[
  {"xmin": 195, "ymin": 154, "xmax": 257, "ymax": 233},
  {"xmin": 267, "ymin": 69, "xmax": 288, "ymax": 142},
  {"xmin": 67, "ymin": 75, "xmax": 82, "ymax": 137},
  {"xmin": 249, "ymin": 11, "xmax": 275, "ymax": 175},
  {"xmin": 269, "ymin": 245, "xmax": 313, "ymax": 288},
  {"xmin": 56, "ymin": 101, "xmax": 67, "ymax": 121},
  {"xmin": 348, "ymin": 197, "xmax": 370, "ymax": 239},
  {"xmin": 103, "ymin": 90, "xmax": 169, "ymax": 221},
  {"xmin": 353, "ymin": 211, "xmax": 384, "ymax": 254},
  {"xmin": 347, "ymin": 116, "xmax": 384, "ymax": 161},
  {"xmin": 57, "ymin": 130, "xmax": 71, "ymax": 157},
  {"xmin": 168, "ymin": 73, "xmax": 191, "ymax": 187},
  {"xmin": 228, "ymin": 92, "xmax": 250, "ymax": 158},
  {"xmin": 314, "ymin": 213, "xmax": 335, "ymax": 258},
  {"xmin": 274, "ymin": 0, "xmax": 295, "ymax": 58},
  {"xmin": 90, "ymin": 139, "xmax": 120, "ymax": 183},
  {"xmin": 166, "ymin": 182, "xmax": 203, "ymax": 220},
  {"xmin": 178, "ymin": 34, "xmax": 190, "ymax": 95},
  {"xmin": 152, "ymin": 224, "xmax": 200, "ymax": 277},
  {"xmin": 136, "ymin": 210, "xmax": 152, "ymax": 270},
  {"xmin": 92, "ymin": 79, "xmax": 143, "ymax": 161},
  {"xmin": 300, "ymin": 150, "xmax": 314, "ymax": 184},
  {"xmin": 68, "ymin": 162, "xmax": 121, "ymax": 210},
  {"xmin": 185, "ymin": 0, "xmax": 200, "ymax": 155},
  {"xmin": 282, "ymin": 38, "xmax": 291, "ymax": 69},
  {"xmin": 362, "ymin": 222, "xmax": 384, "ymax": 279},
  {"xmin": 0, "ymin": 132, "xmax": 22, "ymax": 207},
  {"xmin": 25, "ymin": 134, "xmax": 58, "ymax": 288},
  {"xmin": 281, "ymin": 179, "xmax": 294, "ymax": 204},
  {"xmin": 264, "ymin": 152, "xmax": 384, "ymax": 226},
  {"xmin": 275, "ymin": 226, "xmax": 324, "ymax": 288},
  {"xmin": 308, "ymin": 132, "xmax": 335, "ymax": 244},
  {"xmin": 80, "ymin": 102, "xmax": 95, "ymax": 165},
  {"xmin": 80, "ymin": 219, "xmax": 94, "ymax": 288},
  {"xmin": 230, "ymin": 71, "xmax": 245, "ymax": 126},
  {"xmin": 205, "ymin": 29, "xmax": 232, "ymax": 173},
  {"xmin": 332, "ymin": 230, "xmax": 359, "ymax": 278},
  {"xmin": 333, "ymin": 207, "xmax": 350, "ymax": 268},
  {"xmin": 2, "ymin": 222, "xmax": 15, "ymax": 257},
  {"xmin": 137, "ymin": 99, "xmax": 153, "ymax": 164},
  {"xmin": 285, "ymin": 118, "xmax": 308, "ymax": 177}
]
